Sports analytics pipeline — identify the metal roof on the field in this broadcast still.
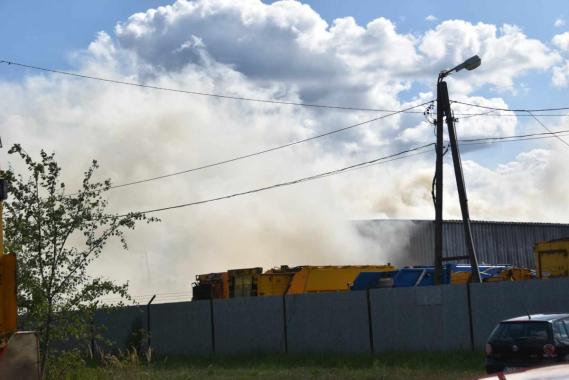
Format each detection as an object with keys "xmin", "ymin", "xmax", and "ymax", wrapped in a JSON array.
[{"xmin": 356, "ymin": 219, "xmax": 569, "ymax": 269}]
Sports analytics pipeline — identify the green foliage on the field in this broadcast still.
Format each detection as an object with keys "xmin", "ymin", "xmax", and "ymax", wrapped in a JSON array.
[
  {"xmin": 47, "ymin": 351, "xmax": 486, "ymax": 380},
  {"xmin": 46, "ymin": 349, "xmax": 85, "ymax": 380},
  {"xmin": 1, "ymin": 144, "xmax": 158, "ymax": 375}
]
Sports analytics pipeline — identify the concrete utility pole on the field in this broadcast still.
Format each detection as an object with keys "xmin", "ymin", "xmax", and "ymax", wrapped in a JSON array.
[{"xmin": 434, "ymin": 55, "xmax": 482, "ymax": 284}]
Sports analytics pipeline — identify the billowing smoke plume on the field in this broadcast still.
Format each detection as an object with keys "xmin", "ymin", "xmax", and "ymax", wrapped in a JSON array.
[{"xmin": 1, "ymin": 0, "xmax": 568, "ymax": 299}]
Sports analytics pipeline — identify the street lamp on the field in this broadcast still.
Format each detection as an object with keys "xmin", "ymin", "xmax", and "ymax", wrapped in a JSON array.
[
  {"xmin": 434, "ymin": 55, "xmax": 482, "ymax": 285},
  {"xmin": 439, "ymin": 55, "xmax": 481, "ymax": 79}
]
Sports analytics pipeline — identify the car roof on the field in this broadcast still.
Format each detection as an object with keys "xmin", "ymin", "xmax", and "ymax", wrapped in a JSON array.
[{"xmin": 502, "ymin": 313, "xmax": 569, "ymax": 323}]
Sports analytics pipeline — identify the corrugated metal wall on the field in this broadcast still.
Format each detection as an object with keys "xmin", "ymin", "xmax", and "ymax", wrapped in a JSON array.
[{"xmin": 357, "ymin": 220, "xmax": 569, "ymax": 268}]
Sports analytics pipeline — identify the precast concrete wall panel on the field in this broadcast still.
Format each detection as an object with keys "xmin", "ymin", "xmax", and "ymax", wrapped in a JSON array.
[
  {"xmin": 286, "ymin": 292, "xmax": 370, "ymax": 354},
  {"xmin": 94, "ymin": 305, "xmax": 145, "ymax": 351},
  {"xmin": 212, "ymin": 296, "xmax": 285, "ymax": 355},
  {"xmin": 470, "ymin": 278, "xmax": 569, "ymax": 348},
  {"xmin": 370, "ymin": 285, "xmax": 470, "ymax": 351},
  {"xmin": 151, "ymin": 301, "xmax": 212, "ymax": 356}
]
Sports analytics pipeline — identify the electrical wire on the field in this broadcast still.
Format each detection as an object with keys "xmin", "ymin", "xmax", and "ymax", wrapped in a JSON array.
[
  {"xmin": 458, "ymin": 129, "xmax": 569, "ymax": 144},
  {"xmin": 94, "ymin": 100, "xmax": 434, "ymax": 191},
  {"xmin": 115, "ymin": 143, "xmax": 435, "ymax": 217},
  {"xmin": 6, "ymin": 59, "xmax": 569, "ymax": 123},
  {"xmin": 0, "ymin": 59, "xmax": 428, "ymax": 114},
  {"xmin": 456, "ymin": 113, "xmax": 569, "ymax": 117},
  {"xmin": 460, "ymin": 134, "xmax": 569, "ymax": 147},
  {"xmin": 450, "ymin": 100, "xmax": 569, "ymax": 113},
  {"xmin": 526, "ymin": 111, "xmax": 569, "ymax": 148}
]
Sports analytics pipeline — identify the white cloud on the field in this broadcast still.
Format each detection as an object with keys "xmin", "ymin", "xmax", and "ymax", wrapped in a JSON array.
[
  {"xmin": 552, "ymin": 61, "xmax": 569, "ymax": 87},
  {"xmin": 112, "ymin": 1, "xmax": 559, "ymax": 96},
  {"xmin": 553, "ymin": 32, "xmax": 569, "ymax": 52},
  {"xmin": 554, "ymin": 17, "xmax": 566, "ymax": 28},
  {"xmin": 419, "ymin": 22, "xmax": 560, "ymax": 92},
  {"xmin": 1, "ymin": 0, "xmax": 567, "ymax": 295},
  {"xmin": 552, "ymin": 32, "xmax": 569, "ymax": 87},
  {"xmin": 425, "ymin": 15, "xmax": 437, "ymax": 22}
]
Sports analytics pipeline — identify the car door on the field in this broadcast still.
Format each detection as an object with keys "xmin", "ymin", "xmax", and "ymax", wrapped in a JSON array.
[{"xmin": 557, "ymin": 319, "xmax": 569, "ymax": 359}]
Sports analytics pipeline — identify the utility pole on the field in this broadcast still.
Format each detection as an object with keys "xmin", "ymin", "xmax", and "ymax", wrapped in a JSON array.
[
  {"xmin": 434, "ymin": 56, "xmax": 482, "ymax": 284},
  {"xmin": 433, "ymin": 79, "xmax": 445, "ymax": 285}
]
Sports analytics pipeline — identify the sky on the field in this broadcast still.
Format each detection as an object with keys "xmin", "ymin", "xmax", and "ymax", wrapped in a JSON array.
[{"xmin": 1, "ymin": 0, "xmax": 569, "ymax": 300}]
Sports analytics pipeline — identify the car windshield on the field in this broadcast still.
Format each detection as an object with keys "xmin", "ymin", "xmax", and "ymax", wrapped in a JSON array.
[{"xmin": 490, "ymin": 322, "xmax": 550, "ymax": 342}]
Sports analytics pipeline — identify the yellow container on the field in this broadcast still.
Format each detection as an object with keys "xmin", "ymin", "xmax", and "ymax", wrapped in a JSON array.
[
  {"xmin": 228, "ymin": 267, "xmax": 263, "ymax": 297},
  {"xmin": 258, "ymin": 272, "xmax": 296, "ymax": 296},
  {"xmin": 484, "ymin": 268, "xmax": 533, "ymax": 282},
  {"xmin": 450, "ymin": 271, "xmax": 471, "ymax": 284},
  {"xmin": 535, "ymin": 239, "xmax": 569, "ymax": 279},
  {"xmin": 258, "ymin": 266, "xmax": 301, "ymax": 296},
  {"xmin": 287, "ymin": 265, "xmax": 395, "ymax": 295}
]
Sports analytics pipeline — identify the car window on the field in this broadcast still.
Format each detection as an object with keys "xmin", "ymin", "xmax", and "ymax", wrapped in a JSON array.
[
  {"xmin": 553, "ymin": 321, "xmax": 569, "ymax": 340},
  {"xmin": 490, "ymin": 322, "xmax": 550, "ymax": 342},
  {"xmin": 563, "ymin": 320, "xmax": 569, "ymax": 337}
]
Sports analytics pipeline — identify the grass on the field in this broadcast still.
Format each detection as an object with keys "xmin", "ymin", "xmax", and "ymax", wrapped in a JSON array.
[{"xmin": 51, "ymin": 351, "xmax": 486, "ymax": 380}]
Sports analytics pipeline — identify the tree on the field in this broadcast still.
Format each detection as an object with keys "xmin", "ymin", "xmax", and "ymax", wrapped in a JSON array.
[{"xmin": 1, "ymin": 144, "xmax": 157, "ymax": 376}]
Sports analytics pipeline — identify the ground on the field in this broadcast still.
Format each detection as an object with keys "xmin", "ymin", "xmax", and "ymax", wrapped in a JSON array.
[{"xmin": 51, "ymin": 351, "xmax": 487, "ymax": 379}]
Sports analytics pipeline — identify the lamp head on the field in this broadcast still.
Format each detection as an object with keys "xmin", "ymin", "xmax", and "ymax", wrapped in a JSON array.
[
  {"xmin": 439, "ymin": 55, "xmax": 481, "ymax": 79},
  {"xmin": 456, "ymin": 55, "xmax": 481, "ymax": 72}
]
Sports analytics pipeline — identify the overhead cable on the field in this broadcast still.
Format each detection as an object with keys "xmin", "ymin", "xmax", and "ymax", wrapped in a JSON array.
[
  {"xmin": 450, "ymin": 100, "xmax": 569, "ymax": 113},
  {"xmin": 104, "ymin": 100, "xmax": 434, "ymax": 190},
  {"xmin": 3, "ymin": 60, "xmax": 568, "ymax": 117},
  {"xmin": 526, "ymin": 111, "xmax": 569, "ymax": 148},
  {"xmin": 116, "ymin": 143, "xmax": 435, "ymax": 217},
  {"xmin": 107, "ymin": 130, "xmax": 567, "ymax": 216},
  {"xmin": 458, "ymin": 129, "xmax": 569, "ymax": 145},
  {"xmin": 0, "ymin": 59, "xmax": 426, "ymax": 113}
]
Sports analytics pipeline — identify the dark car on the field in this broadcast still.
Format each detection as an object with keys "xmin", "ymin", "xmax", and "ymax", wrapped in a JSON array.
[{"xmin": 485, "ymin": 313, "xmax": 569, "ymax": 373}]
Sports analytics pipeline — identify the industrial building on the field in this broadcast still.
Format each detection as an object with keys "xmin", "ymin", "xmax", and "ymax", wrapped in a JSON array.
[{"xmin": 356, "ymin": 219, "xmax": 569, "ymax": 269}]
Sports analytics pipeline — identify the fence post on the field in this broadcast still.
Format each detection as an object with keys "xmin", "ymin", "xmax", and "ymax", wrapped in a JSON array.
[
  {"xmin": 466, "ymin": 283, "xmax": 475, "ymax": 351},
  {"xmin": 90, "ymin": 318, "xmax": 96, "ymax": 358},
  {"xmin": 366, "ymin": 289, "xmax": 375, "ymax": 354},
  {"xmin": 147, "ymin": 295, "xmax": 156, "ymax": 351},
  {"xmin": 209, "ymin": 299, "xmax": 216, "ymax": 355},
  {"xmin": 282, "ymin": 295, "xmax": 288, "ymax": 353}
]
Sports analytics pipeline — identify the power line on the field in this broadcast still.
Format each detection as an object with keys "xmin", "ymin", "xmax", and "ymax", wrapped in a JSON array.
[
  {"xmin": 116, "ymin": 143, "xmax": 435, "ymax": 217},
  {"xmin": 460, "ymin": 134, "xmax": 569, "ymax": 146},
  {"xmin": 450, "ymin": 100, "xmax": 569, "ymax": 113},
  {"xmin": 91, "ymin": 122, "xmax": 566, "ymax": 195},
  {"xmin": 526, "ymin": 111, "xmax": 569, "ymax": 148},
  {"xmin": 457, "ymin": 113, "xmax": 569, "ymax": 118},
  {"xmin": 6, "ymin": 60, "xmax": 569, "ymax": 119},
  {"xmin": 98, "ymin": 130, "xmax": 569, "ymax": 217},
  {"xmin": 99, "ymin": 100, "xmax": 434, "ymax": 191},
  {"xmin": 458, "ymin": 129, "xmax": 569, "ymax": 145},
  {"xmin": 0, "ymin": 59, "xmax": 427, "ymax": 114}
]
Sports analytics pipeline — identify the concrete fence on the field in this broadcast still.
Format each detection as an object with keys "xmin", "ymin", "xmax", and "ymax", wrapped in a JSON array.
[{"xmin": 92, "ymin": 277, "xmax": 569, "ymax": 355}]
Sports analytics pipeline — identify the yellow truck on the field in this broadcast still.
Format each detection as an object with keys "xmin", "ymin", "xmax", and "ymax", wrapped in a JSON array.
[
  {"xmin": 258, "ymin": 265, "xmax": 397, "ymax": 296},
  {"xmin": 534, "ymin": 238, "xmax": 569, "ymax": 279},
  {"xmin": 286, "ymin": 265, "xmax": 395, "ymax": 295}
]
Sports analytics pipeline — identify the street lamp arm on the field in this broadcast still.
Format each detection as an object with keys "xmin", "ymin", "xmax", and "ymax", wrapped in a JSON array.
[{"xmin": 439, "ymin": 55, "xmax": 481, "ymax": 80}]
